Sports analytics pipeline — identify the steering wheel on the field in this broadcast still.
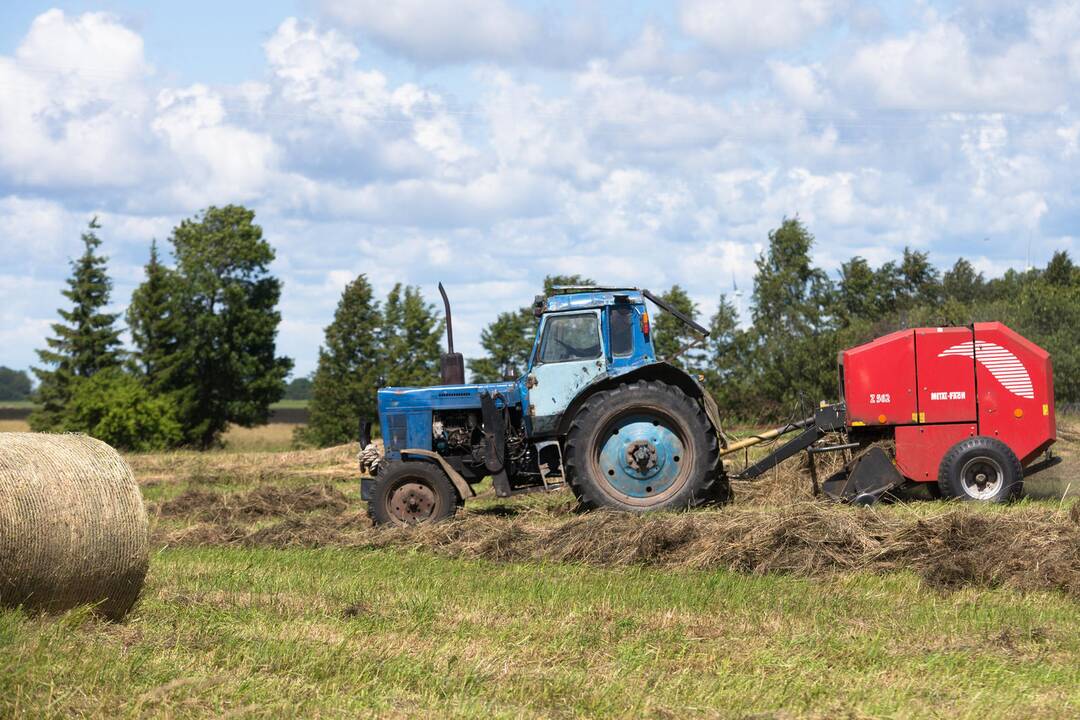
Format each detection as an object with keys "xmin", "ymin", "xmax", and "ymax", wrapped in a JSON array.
[{"xmin": 554, "ymin": 337, "xmax": 597, "ymax": 357}]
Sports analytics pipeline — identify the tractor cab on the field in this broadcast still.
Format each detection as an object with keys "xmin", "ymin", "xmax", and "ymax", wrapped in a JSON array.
[{"xmin": 525, "ymin": 287, "xmax": 656, "ymax": 436}]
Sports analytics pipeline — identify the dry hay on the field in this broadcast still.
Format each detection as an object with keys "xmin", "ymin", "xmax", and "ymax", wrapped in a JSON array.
[
  {"xmin": 127, "ymin": 443, "xmax": 360, "ymax": 487},
  {"xmin": 0, "ymin": 433, "xmax": 149, "ymax": 620},
  {"xmin": 152, "ymin": 481, "xmax": 1080, "ymax": 597}
]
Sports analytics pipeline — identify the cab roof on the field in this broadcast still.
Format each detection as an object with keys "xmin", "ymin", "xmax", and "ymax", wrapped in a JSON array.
[{"xmin": 541, "ymin": 287, "xmax": 644, "ymax": 313}]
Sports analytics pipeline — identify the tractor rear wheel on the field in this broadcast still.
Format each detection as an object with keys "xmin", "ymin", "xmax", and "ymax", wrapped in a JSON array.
[
  {"xmin": 564, "ymin": 380, "xmax": 725, "ymax": 512},
  {"xmin": 938, "ymin": 436, "xmax": 1022, "ymax": 503},
  {"xmin": 369, "ymin": 461, "xmax": 459, "ymax": 526}
]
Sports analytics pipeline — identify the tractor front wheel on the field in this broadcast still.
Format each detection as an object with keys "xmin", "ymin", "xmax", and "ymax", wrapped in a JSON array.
[
  {"xmin": 369, "ymin": 461, "xmax": 459, "ymax": 526},
  {"xmin": 938, "ymin": 436, "xmax": 1022, "ymax": 503},
  {"xmin": 564, "ymin": 380, "xmax": 725, "ymax": 512}
]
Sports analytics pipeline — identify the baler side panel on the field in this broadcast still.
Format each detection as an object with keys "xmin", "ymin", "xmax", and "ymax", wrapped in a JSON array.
[
  {"xmin": 915, "ymin": 327, "xmax": 977, "ymax": 424},
  {"xmin": 842, "ymin": 329, "xmax": 917, "ymax": 426},
  {"xmin": 894, "ymin": 423, "xmax": 977, "ymax": 482},
  {"xmin": 972, "ymin": 322, "xmax": 1056, "ymax": 464}
]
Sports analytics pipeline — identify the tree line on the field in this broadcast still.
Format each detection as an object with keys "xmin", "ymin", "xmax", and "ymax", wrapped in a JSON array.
[
  {"xmin": 25, "ymin": 211, "xmax": 1080, "ymax": 450},
  {"xmin": 657, "ymin": 218, "xmax": 1080, "ymax": 421}
]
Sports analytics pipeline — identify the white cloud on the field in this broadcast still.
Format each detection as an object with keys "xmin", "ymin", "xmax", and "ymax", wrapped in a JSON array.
[
  {"xmin": 0, "ymin": 10, "xmax": 151, "ymax": 187},
  {"xmin": 152, "ymin": 84, "xmax": 280, "ymax": 207},
  {"xmin": 770, "ymin": 61, "xmax": 831, "ymax": 110},
  {"xmin": 2, "ymin": 6, "xmax": 1080, "ymax": 377},
  {"xmin": 843, "ymin": 6, "xmax": 1079, "ymax": 112},
  {"xmin": 679, "ymin": 0, "xmax": 838, "ymax": 52},
  {"xmin": 318, "ymin": 0, "xmax": 538, "ymax": 64}
]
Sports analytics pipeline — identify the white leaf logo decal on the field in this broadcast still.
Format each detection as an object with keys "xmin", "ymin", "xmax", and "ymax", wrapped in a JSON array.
[{"xmin": 938, "ymin": 340, "xmax": 1034, "ymax": 399}]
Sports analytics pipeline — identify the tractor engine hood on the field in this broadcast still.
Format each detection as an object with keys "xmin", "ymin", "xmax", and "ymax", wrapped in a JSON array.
[{"xmin": 378, "ymin": 382, "xmax": 521, "ymax": 413}]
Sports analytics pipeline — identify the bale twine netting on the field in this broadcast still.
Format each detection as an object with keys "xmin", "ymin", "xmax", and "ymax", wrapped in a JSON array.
[{"xmin": 0, "ymin": 433, "xmax": 148, "ymax": 620}]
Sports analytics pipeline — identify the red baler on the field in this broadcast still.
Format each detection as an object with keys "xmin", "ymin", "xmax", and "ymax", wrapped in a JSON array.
[{"xmin": 726, "ymin": 322, "xmax": 1056, "ymax": 503}]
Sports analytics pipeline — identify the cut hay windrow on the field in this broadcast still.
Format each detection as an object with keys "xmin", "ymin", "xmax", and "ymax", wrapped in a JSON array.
[
  {"xmin": 0, "ymin": 433, "xmax": 149, "ymax": 620},
  {"xmin": 151, "ymin": 483, "xmax": 1080, "ymax": 597}
]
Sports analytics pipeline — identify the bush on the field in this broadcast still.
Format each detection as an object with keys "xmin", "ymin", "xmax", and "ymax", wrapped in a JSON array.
[{"xmin": 61, "ymin": 369, "xmax": 183, "ymax": 451}]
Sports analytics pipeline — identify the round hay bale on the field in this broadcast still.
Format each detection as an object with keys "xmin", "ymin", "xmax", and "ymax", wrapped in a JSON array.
[{"xmin": 0, "ymin": 433, "xmax": 149, "ymax": 620}]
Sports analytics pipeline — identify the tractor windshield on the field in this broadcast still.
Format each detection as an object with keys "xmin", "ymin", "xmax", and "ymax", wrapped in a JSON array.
[{"xmin": 537, "ymin": 313, "xmax": 601, "ymax": 363}]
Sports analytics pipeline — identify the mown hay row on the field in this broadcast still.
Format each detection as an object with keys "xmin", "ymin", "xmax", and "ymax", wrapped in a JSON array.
[
  {"xmin": 152, "ymin": 484, "xmax": 1080, "ymax": 596},
  {"xmin": 1, "ymin": 433, "xmax": 149, "ymax": 620}
]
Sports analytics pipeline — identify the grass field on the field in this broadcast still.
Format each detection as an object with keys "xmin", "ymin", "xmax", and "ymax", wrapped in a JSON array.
[
  {"xmin": 3, "ymin": 548, "xmax": 1078, "ymax": 719},
  {"xmin": 2, "ymin": 419, "xmax": 1079, "ymax": 717}
]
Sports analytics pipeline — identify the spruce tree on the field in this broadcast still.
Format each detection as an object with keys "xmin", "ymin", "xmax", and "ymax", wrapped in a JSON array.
[
  {"xmin": 31, "ymin": 218, "xmax": 123, "ymax": 430},
  {"xmin": 127, "ymin": 239, "xmax": 182, "ymax": 392},
  {"xmin": 301, "ymin": 275, "xmax": 383, "ymax": 447},
  {"xmin": 702, "ymin": 294, "xmax": 748, "ymax": 413},
  {"xmin": 380, "ymin": 284, "xmax": 444, "ymax": 387}
]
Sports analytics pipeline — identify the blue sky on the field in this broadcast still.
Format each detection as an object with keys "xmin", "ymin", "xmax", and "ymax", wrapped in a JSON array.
[{"xmin": 1, "ymin": 0, "xmax": 1078, "ymax": 378}]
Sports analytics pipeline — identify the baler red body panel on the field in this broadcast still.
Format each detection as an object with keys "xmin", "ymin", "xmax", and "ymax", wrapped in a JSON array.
[
  {"xmin": 841, "ymin": 323, "xmax": 1055, "ymax": 484},
  {"xmin": 970, "ymin": 322, "xmax": 1056, "ymax": 464},
  {"xmin": 841, "ymin": 329, "xmax": 917, "ymax": 426},
  {"xmin": 915, "ymin": 327, "xmax": 977, "ymax": 423},
  {"xmin": 894, "ymin": 424, "xmax": 977, "ymax": 482}
]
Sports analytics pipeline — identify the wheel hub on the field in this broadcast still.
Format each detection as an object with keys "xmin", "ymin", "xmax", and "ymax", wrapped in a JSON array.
[
  {"xmin": 389, "ymin": 482, "xmax": 436, "ymax": 524},
  {"xmin": 595, "ymin": 413, "xmax": 687, "ymax": 500},
  {"xmin": 626, "ymin": 440, "xmax": 659, "ymax": 474},
  {"xmin": 960, "ymin": 457, "xmax": 1004, "ymax": 500}
]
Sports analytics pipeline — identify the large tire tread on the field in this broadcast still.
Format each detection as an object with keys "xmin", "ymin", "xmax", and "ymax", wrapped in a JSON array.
[{"xmin": 563, "ymin": 380, "xmax": 727, "ymax": 512}]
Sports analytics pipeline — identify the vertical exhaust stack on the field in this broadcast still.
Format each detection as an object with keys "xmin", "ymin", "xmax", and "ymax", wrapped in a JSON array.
[{"xmin": 438, "ymin": 282, "xmax": 465, "ymax": 385}]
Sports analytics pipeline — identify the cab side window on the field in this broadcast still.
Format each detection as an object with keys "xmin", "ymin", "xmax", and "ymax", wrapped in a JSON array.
[
  {"xmin": 610, "ymin": 305, "xmax": 633, "ymax": 357},
  {"xmin": 537, "ymin": 314, "xmax": 601, "ymax": 363}
]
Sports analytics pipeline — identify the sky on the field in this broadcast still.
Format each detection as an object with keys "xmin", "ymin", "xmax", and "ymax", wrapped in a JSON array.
[{"xmin": 1, "ymin": 0, "xmax": 1078, "ymax": 378}]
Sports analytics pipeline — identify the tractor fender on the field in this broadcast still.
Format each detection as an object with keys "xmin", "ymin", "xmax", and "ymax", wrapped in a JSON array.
[
  {"xmin": 555, "ymin": 362, "xmax": 726, "ymax": 445},
  {"xmin": 399, "ymin": 449, "xmax": 477, "ymax": 499}
]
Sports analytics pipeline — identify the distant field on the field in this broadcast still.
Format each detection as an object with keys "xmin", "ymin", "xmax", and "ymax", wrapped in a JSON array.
[
  {"xmin": 221, "ymin": 422, "xmax": 302, "ymax": 452},
  {"xmin": 0, "ymin": 400, "xmax": 35, "ymax": 409},
  {"xmin": 271, "ymin": 399, "xmax": 309, "ymax": 409}
]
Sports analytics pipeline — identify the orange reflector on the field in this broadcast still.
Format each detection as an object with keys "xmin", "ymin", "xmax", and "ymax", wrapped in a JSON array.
[
  {"xmin": 1014, "ymin": 408, "xmax": 1023, "ymax": 418},
  {"xmin": 641, "ymin": 311, "xmax": 650, "ymax": 337},
  {"xmin": 877, "ymin": 414, "xmax": 887, "ymax": 424}
]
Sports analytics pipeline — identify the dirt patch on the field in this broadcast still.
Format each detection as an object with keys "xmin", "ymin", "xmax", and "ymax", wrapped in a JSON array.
[{"xmin": 154, "ymin": 492, "xmax": 1080, "ymax": 597}]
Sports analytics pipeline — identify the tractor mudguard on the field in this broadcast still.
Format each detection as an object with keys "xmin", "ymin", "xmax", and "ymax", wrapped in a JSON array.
[
  {"xmin": 397, "ymin": 449, "xmax": 476, "ymax": 500},
  {"xmin": 555, "ymin": 361, "xmax": 725, "ymax": 440}
]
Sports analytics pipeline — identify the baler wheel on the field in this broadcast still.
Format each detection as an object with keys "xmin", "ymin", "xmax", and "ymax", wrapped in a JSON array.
[
  {"xmin": 564, "ymin": 380, "xmax": 725, "ymax": 511},
  {"xmin": 938, "ymin": 436, "xmax": 1022, "ymax": 503},
  {"xmin": 369, "ymin": 461, "xmax": 459, "ymax": 526}
]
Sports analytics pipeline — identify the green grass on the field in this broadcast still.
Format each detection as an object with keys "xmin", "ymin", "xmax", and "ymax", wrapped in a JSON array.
[
  {"xmin": 2, "ymin": 548, "xmax": 1078, "ymax": 719},
  {"xmin": 0, "ymin": 400, "xmax": 36, "ymax": 409}
]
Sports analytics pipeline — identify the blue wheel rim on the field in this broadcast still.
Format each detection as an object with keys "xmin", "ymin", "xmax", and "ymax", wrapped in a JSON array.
[{"xmin": 593, "ymin": 411, "xmax": 689, "ymax": 503}]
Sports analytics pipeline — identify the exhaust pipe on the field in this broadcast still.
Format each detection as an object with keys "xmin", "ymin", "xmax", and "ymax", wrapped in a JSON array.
[{"xmin": 438, "ymin": 282, "xmax": 465, "ymax": 385}]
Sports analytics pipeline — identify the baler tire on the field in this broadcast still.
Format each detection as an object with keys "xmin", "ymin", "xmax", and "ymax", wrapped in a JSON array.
[
  {"xmin": 369, "ymin": 461, "xmax": 459, "ymax": 526},
  {"xmin": 938, "ymin": 436, "xmax": 1022, "ymax": 503},
  {"xmin": 564, "ymin": 380, "xmax": 725, "ymax": 512}
]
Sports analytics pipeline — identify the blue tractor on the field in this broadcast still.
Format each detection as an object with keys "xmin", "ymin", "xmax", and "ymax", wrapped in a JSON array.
[{"xmin": 362, "ymin": 284, "xmax": 730, "ymax": 524}]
